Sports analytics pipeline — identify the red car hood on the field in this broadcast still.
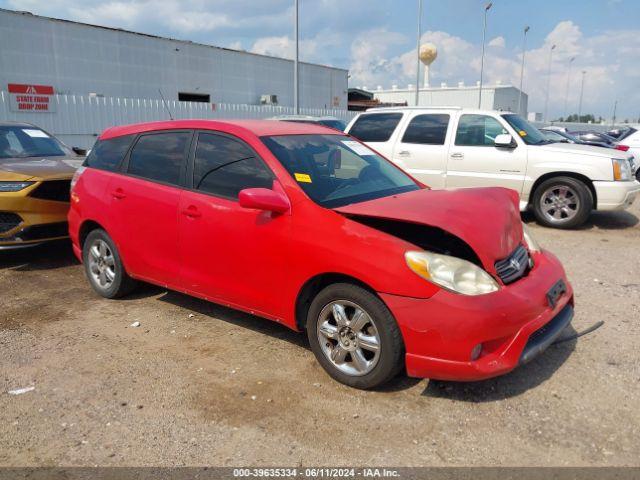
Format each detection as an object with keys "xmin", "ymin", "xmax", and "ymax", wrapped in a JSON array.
[{"xmin": 334, "ymin": 187, "xmax": 523, "ymax": 270}]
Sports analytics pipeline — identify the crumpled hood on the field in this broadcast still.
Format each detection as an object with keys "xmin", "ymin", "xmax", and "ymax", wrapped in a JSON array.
[
  {"xmin": 334, "ymin": 187, "xmax": 523, "ymax": 270},
  {"xmin": 0, "ymin": 156, "xmax": 81, "ymax": 180},
  {"xmin": 535, "ymin": 142, "xmax": 626, "ymax": 160}
]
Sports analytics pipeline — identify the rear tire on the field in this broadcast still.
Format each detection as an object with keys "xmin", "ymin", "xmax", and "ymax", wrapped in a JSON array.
[
  {"xmin": 532, "ymin": 176, "xmax": 593, "ymax": 229},
  {"xmin": 82, "ymin": 229, "xmax": 137, "ymax": 299},
  {"xmin": 306, "ymin": 283, "xmax": 404, "ymax": 389}
]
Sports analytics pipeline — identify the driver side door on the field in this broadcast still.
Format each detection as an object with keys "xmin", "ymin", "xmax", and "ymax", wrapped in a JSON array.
[{"xmin": 445, "ymin": 113, "xmax": 527, "ymax": 193}]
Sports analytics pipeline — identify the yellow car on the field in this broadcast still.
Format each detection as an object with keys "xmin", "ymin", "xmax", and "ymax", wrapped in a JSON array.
[{"xmin": 0, "ymin": 122, "xmax": 85, "ymax": 250}]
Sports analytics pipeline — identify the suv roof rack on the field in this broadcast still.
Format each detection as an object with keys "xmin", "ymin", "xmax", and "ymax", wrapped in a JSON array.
[{"xmin": 365, "ymin": 106, "xmax": 464, "ymax": 112}]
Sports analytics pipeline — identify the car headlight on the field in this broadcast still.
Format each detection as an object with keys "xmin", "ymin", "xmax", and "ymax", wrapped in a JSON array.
[
  {"xmin": 522, "ymin": 223, "xmax": 541, "ymax": 253},
  {"xmin": 0, "ymin": 181, "xmax": 35, "ymax": 192},
  {"xmin": 612, "ymin": 158, "xmax": 632, "ymax": 181},
  {"xmin": 405, "ymin": 250, "xmax": 499, "ymax": 295}
]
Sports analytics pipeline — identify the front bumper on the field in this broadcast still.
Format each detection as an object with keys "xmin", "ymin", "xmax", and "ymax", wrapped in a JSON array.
[
  {"xmin": 593, "ymin": 180, "xmax": 640, "ymax": 211},
  {"xmin": 380, "ymin": 250, "xmax": 574, "ymax": 381}
]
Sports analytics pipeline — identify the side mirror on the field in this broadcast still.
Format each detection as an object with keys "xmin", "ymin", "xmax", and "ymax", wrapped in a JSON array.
[
  {"xmin": 494, "ymin": 134, "xmax": 515, "ymax": 148},
  {"xmin": 72, "ymin": 146, "xmax": 87, "ymax": 156},
  {"xmin": 238, "ymin": 188, "xmax": 290, "ymax": 214}
]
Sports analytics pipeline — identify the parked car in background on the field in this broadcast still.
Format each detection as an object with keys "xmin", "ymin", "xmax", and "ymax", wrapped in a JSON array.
[
  {"xmin": 346, "ymin": 108, "xmax": 640, "ymax": 229},
  {"xmin": 69, "ymin": 119, "xmax": 574, "ymax": 389},
  {"xmin": 541, "ymin": 128, "xmax": 612, "ymax": 149},
  {"xmin": 571, "ymin": 130, "xmax": 618, "ymax": 147},
  {"xmin": 606, "ymin": 126, "xmax": 637, "ymax": 140},
  {"xmin": 615, "ymin": 128, "xmax": 640, "ymax": 181},
  {"xmin": 269, "ymin": 115, "xmax": 347, "ymax": 131},
  {"xmin": 0, "ymin": 122, "xmax": 85, "ymax": 249}
]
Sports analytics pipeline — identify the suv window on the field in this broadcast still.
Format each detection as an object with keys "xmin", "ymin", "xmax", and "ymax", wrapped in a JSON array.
[
  {"xmin": 401, "ymin": 114, "xmax": 449, "ymax": 145},
  {"xmin": 84, "ymin": 135, "xmax": 134, "ymax": 171},
  {"xmin": 348, "ymin": 113, "xmax": 403, "ymax": 142},
  {"xmin": 194, "ymin": 133, "xmax": 273, "ymax": 199},
  {"xmin": 127, "ymin": 132, "xmax": 191, "ymax": 185},
  {"xmin": 455, "ymin": 114, "xmax": 507, "ymax": 146}
]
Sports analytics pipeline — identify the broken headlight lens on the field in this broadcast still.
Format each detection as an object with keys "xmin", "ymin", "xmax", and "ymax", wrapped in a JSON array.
[{"xmin": 405, "ymin": 250, "xmax": 499, "ymax": 296}]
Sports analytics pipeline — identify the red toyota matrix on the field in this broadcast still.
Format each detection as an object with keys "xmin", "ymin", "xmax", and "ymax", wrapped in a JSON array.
[{"xmin": 69, "ymin": 120, "xmax": 574, "ymax": 389}]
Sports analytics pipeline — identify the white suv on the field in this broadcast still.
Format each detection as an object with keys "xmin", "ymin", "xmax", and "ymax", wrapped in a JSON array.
[{"xmin": 346, "ymin": 107, "xmax": 640, "ymax": 228}]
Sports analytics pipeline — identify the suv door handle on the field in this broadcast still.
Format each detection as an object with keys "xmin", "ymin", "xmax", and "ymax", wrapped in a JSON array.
[
  {"xmin": 111, "ymin": 188, "xmax": 126, "ymax": 200},
  {"xmin": 450, "ymin": 152, "xmax": 464, "ymax": 159},
  {"xmin": 182, "ymin": 206, "xmax": 202, "ymax": 218},
  {"xmin": 397, "ymin": 150, "xmax": 411, "ymax": 157}
]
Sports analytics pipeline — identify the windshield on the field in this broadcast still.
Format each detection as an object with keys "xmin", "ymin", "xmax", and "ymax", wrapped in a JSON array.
[
  {"xmin": 618, "ymin": 127, "xmax": 637, "ymax": 141},
  {"xmin": 501, "ymin": 114, "xmax": 549, "ymax": 145},
  {"xmin": 0, "ymin": 126, "xmax": 68, "ymax": 158},
  {"xmin": 262, "ymin": 134, "xmax": 420, "ymax": 208}
]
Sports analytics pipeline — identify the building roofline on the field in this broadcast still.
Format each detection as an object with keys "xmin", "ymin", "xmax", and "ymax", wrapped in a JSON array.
[
  {"xmin": 0, "ymin": 7, "xmax": 349, "ymax": 73},
  {"xmin": 373, "ymin": 84, "xmax": 520, "ymax": 92}
]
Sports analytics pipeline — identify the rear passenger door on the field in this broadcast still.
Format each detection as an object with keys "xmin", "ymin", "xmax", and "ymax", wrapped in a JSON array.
[
  {"xmin": 108, "ymin": 130, "xmax": 192, "ymax": 287},
  {"xmin": 391, "ymin": 113, "xmax": 450, "ymax": 188},
  {"xmin": 346, "ymin": 112, "xmax": 403, "ymax": 159},
  {"xmin": 177, "ymin": 131, "xmax": 290, "ymax": 319}
]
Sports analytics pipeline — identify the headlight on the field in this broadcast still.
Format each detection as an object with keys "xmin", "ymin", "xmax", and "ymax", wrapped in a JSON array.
[
  {"xmin": 0, "ymin": 181, "xmax": 35, "ymax": 192},
  {"xmin": 405, "ymin": 250, "xmax": 499, "ymax": 296},
  {"xmin": 612, "ymin": 158, "xmax": 632, "ymax": 181},
  {"xmin": 522, "ymin": 223, "xmax": 541, "ymax": 253}
]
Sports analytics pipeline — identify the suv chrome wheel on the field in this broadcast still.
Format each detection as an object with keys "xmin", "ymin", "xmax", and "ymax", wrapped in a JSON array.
[
  {"xmin": 316, "ymin": 300, "xmax": 381, "ymax": 376},
  {"xmin": 87, "ymin": 239, "xmax": 116, "ymax": 289},
  {"xmin": 540, "ymin": 185, "xmax": 580, "ymax": 223}
]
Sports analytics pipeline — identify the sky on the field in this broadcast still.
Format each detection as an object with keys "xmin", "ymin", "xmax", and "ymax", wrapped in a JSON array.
[{"xmin": 2, "ymin": 0, "xmax": 639, "ymax": 120}]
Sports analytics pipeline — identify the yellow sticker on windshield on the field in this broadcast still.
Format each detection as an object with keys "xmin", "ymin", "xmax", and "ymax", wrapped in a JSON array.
[
  {"xmin": 294, "ymin": 173, "xmax": 312, "ymax": 183},
  {"xmin": 519, "ymin": 130, "xmax": 527, "ymax": 137}
]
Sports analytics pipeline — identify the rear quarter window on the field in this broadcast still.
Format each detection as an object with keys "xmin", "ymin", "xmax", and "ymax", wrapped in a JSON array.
[
  {"xmin": 84, "ymin": 135, "xmax": 135, "ymax": 171},
  {"xmin": 348, "ymin": 113, "xmax": 403, "ymax": 142}
]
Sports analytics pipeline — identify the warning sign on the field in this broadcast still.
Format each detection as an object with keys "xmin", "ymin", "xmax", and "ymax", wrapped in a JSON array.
[{"xmin": 8, "ymin": 83, "xmax": 56, "ymax": 113}]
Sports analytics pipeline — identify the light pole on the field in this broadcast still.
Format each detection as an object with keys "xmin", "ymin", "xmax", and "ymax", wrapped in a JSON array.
[
  {"xmin": 415, "ymin": 0, "xmax": 423, "ymax": 106},
  {"xmin": 543, "ymin": 44, "xmax": 556, "ymax": 122},
  {"xmin": 478, "ymin": 2, "xmax": 492, "ymax": 109},
  {"xmin": 578, "ymin": 70, "xmax": 587, "ymax": 120},
  {"xmin": 517, "ymin": 25, "xmax": 530, "ymax": 116},
  {"xmin": 563, "ymin": 56, "xmax": 575, "ymax": 120},
  {"xmin": 612, "ymin": 100, "xmax": 618, "ymax": 127},
  {"xmin": 294, "ymin": 0, "xmax": 299, "ymax": 114}
]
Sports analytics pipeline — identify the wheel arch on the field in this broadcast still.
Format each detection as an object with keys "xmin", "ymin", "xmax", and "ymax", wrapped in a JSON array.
[
  {"xmin": 529, "ymin": 172, "xmax": 597, "ymax": 209},
  {"xmin": 78, "ymin": 219, "xmax": 107, "ymax": 248}
]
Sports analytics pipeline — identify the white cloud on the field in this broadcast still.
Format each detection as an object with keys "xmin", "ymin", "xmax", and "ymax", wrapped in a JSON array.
[{"xmin": 488, "ymin": 36, "xmax": 505, "ymax": 48}]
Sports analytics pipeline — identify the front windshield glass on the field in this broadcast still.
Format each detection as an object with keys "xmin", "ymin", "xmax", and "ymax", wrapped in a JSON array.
[
  {"xmin": 501, "ymin": 114, "xmax": 548, "ymax": 145},
  {"xmin": 262, "ymin": 134, "xmax": 420, "ymax": 208},
  {"xmin": 0, "ymin": 126, "xmax": 67, "ymax": 158}
]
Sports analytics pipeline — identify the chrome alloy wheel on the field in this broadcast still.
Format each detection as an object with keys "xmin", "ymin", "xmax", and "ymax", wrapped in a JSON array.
[
  {"xmin": 540, "ymin": 185, "xmax": 580, "ymax": 223},
  {"xmin": 87, "ymin": 239, "xmax": 116, "ymax": 289},
  {"xmin": 316, "ymin": 300, "xmax": 381, "ymax": 376}
]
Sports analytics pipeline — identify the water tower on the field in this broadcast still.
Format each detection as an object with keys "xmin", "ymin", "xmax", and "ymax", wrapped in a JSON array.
[{"xmin": 419, "ymin": 43, "xmax": 437, "ymax": 87}]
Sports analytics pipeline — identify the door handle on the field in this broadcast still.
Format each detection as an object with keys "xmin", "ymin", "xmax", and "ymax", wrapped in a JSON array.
[
  {"xmin": 450, "ymin": 152, "xmax": 464, "ymax": 159},
  {"xmin": 397, "ymin": 150, "xmax": 411, "ymax": 157},
  {"xmin": 111, "ymin": 188, "xmax": 126, "ymax": 200},
  {"xmin": 182, "ymin": 206, "xmax": 202, "ymax": 218}
]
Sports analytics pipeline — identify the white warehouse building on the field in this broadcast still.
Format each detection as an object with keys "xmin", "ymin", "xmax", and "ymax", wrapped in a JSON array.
[
  {"xmin": 0, "ymin": 8, "xmax": 348, "ymax": 109},
  {"xmin": 372, "ymin": 82, "xmax": 528, "ymax": 114}
]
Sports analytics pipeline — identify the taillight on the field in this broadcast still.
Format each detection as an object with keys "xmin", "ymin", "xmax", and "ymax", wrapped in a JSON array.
[
  {"xmin": 70, "ymin": 166, "xmax": 86, "ymax": 191},
  {"xmin": 616, "ymin": 144, "xmax": 630, "ymax": 152}
]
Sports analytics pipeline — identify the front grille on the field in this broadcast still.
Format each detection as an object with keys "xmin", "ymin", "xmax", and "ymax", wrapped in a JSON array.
[
  {"xmin": 29, "ymin": 180, "xmax": 71, "ymax": 202},
  {"xmin": 495, "ymin": 244, "xmax": 530, "ymax": 284},
  {"xmin": 0, "ymin": 212, "xmax": 22, "ymax": 233}
]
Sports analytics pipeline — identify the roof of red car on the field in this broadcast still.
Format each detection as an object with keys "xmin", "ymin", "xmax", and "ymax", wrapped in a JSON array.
[{"xmin": 100, "ymin": 119, "xmax": 344, "ymax": 140}]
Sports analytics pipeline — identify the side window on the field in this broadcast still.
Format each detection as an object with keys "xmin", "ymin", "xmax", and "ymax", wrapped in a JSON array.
[
  {"xmin": 83, "ymin": 135, "xmax": 134, "ymax": 171},
  {"xmin": 348, "ymin": 113, "xmax": 403, "ymax": 142},
  {"xmin": 194, "ymin": 133, "xmax": 272, "ymax": 199},
  {"xmin": 455, "ymin": 114, "xmax": 508, "ymax": 146},
  {"xmin": 127, "ymin": 132, "xmax": 191, "ymax": 185},
  {"xmin": 401, "ymin": 114, "xmax": 450, "ymax": 145}
]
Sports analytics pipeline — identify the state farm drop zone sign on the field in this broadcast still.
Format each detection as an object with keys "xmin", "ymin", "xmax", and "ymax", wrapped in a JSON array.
[{"xmin": 8, "ymin": 83, "xmax": 56, "ymax": 112}]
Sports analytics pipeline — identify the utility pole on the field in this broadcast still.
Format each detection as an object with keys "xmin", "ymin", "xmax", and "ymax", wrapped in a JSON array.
[
  {"xmin": 415, "ymin": 0, "xmax": 423, "ymax": 106},
  {"xmin": 612, "ymin": 100, "xmax": 618, "ymax": 127},
  {"xmin": 563, "ymin": 57, "xmax": 575, "ymax": 120},
  {"xmin": 543, "ymin": 44, "xmax": 556, "ymax": 122},
  {"xmin": 517, "ymin": 26, "xmax": 529, "ymax": 116},
  {"xmin": 578, "ymin": 70, "xmax": 587, "ymax": 120},
  {"xmin": 478, "ymin": 2, "xmax": 492, "ymax": 108},
  {"xmin": 294, "ymin": 0, "xmax": 299, "ymax": 114}
]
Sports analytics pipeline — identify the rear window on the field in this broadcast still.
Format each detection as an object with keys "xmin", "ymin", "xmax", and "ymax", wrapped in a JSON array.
[
  {"xmin": 84, "ymin": 135, "xmax": 134, "ymax": 171},
  {"xmin": 348, "ymin": 113, "xmax": 403, "ymax": 142},
  {"xmin": 401, "ymin": 114, "xmax": 449, "ymax": 145},
  {"xmin": 127, "ymin": 132, "xmax": 191, "ymax": 185}
]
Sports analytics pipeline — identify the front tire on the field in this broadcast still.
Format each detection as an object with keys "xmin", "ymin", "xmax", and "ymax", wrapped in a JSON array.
[
  {"xmin": 82, "ymin": 229, "xmax": 137, "ymax": 299},
  {"xmin": 306, "ymin": 283, "xmax": 404, "ymax": 389},
  {"xmin": 532, "ymin": 176, "xmax": 593, "ymax": 229}
]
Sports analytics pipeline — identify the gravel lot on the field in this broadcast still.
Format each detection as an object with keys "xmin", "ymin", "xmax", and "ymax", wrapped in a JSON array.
[{"xmin": 1, "ymin": 202, "xmax": 639, "ymax": 467}]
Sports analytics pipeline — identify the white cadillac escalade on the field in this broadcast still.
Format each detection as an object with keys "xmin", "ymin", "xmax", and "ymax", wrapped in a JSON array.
[{"xmin": 345, "ymin": 107, "xmax": 640, "ymax": 228}]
